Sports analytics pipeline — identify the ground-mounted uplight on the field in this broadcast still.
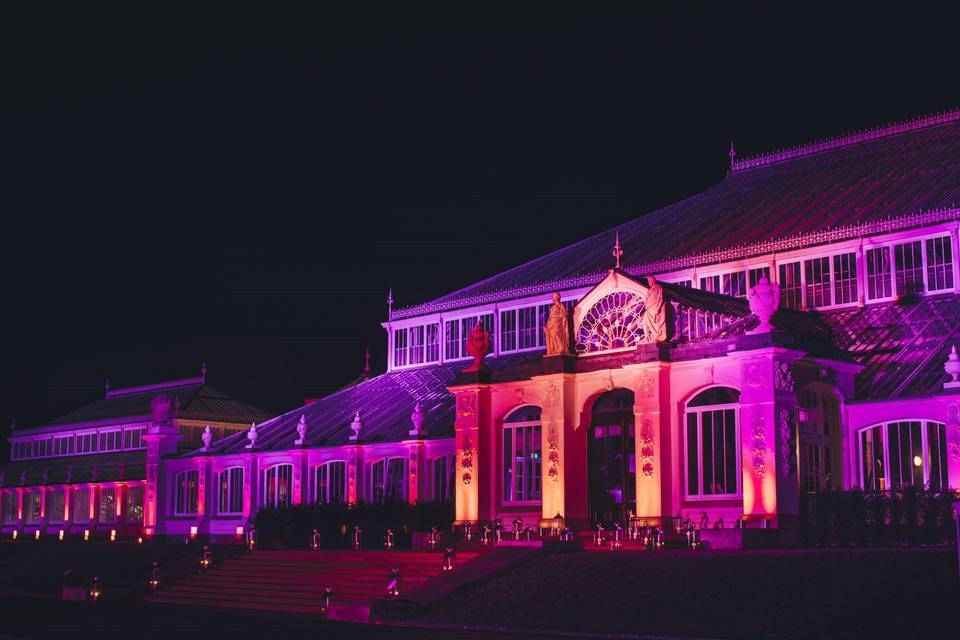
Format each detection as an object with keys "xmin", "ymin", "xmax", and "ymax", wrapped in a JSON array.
[
  {"xmin": 149, "ymin": 562, "xmax": 160, "ymax": 591},
  {"xmin": 137, "ymin": 536, "xmax": 143, "ymax": 544},
  {"xmin": 442, "ymin": 547, "xmax": 454, "ymax": 571}
]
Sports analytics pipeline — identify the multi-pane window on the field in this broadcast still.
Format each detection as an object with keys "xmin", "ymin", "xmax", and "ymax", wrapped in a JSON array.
[
  {"xmin": 47, "ymin": 490, "xmax": 65, "ymax": 524},
  {"xmin": 748, "ymin": 267, "xmax": 771, "ymax": 289},
  {"xmin": 779, "ymin": 262, "xmax": 802, "ymax": 309},
  {"xmin": 674, "ymin": 279, "xmax": 693, "ymax": 288},
  {"xmin": 77, "ymin": 433, "xmax": 96, "ymax": 454},
  {"xmin": 371, "ymin": 458, "xmax": 406, "ymax": 504},
  {"xmin": 217, "ymin": 467, "xmax": 244, "ymax": 515},
  {"xmin": 866, "ymin": 247, "xmax": 892, "ymax": 300},
  {"xmin": 99, "ymin": 487, "xmax": 117, "ymax": 522},
  {"xmin": 926, "ymin": 236, "xmax": 954, "ymax": 291},
  {"xmin": 425, "ymin": 323, "xmax": 440, "ymax": 362},
  {"xmin": 700, "ymin": 275, "xmax": 720, "ymax": 293},
  {"xmin": 263, "ymin": 464, "xmax": 293, "ymax": 509},
  {"xmin": 894, "ymin": 240, "xmax": 924, "ymax": 296},
  {"xmin": 26, "ymin": 492, "xmax": 41, "ymax": 524},
  {"xmin": 393, "ymin": 328, "xmax": 408, "ymax": 367},
  {"xmin": 72, "ymin": 488, "xmax": 90, "ymax": 523},
  {"xmin": 99, "ymin": 431, "xmax": 121, "ymax": 453},
  {"xmin": 31, "ymin": 439, "xmax": 51, "ymax": 458},
  {"xmin": 804, "ymin": 257, "xmax": 831, "ymax": 308},
  {"xmin": 833, "ymin": 252, "xmax": 858, "ymax": 305},
  {"xmin": 722, "ymin": 271, "xmax": 747, "ymax": 298},
  {"xmin": 431, "ymin": 455, "xmax": 454, "ymax": 502},
  {"xmin": 518, "ymin": 307, "xmax": 538, "ymax": 350},
  {"xmin": 444, "ymin": 320, "xmax": 460, "ymax": 360},
  {"xmin": 125, "ymin": 485, "xmax": 144, "ymax": 522},
  {"xmin": 859, "ymin": 421, "xmax": 949, "ymax": 491},
  {"xmin": 123, "ymin": 428, "xmax": 145, "ymax": 450},
  {"xmin": 53, "ymin": 436, "xmax": 75, "ymax": 456},
  {"xmin": 685, "ymin": 387, "xmax": 740, "ymax": 498},
  {"xmin": 1, "ymin": 492, "xmax": 18, "ymax": 523},
  {"xmin": 408, "ymin": 325, "xmax": 425, "ymax": 365},
  {"xmin": 314, "ymin": 461, "xmax": 346, "ymax": 504},
  {"xmin": 174, "ymin": 470, "xmax": 199, "ymax": 515},
  {"xmin": 502, "ymin": 406, "xmax": 542, "ymax": 503},
  {"xmin": 499, "ymin": 309, "xmax": 517, "ymax": 352}
]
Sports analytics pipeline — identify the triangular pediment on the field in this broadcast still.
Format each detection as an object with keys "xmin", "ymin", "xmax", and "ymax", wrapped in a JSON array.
[
  {"xmin": 573, "ymin": 269, "xmax": 651, "ymax": 330},
  {"xmin": 572, "ymin": 269, "xmax": 656, "ymax": 355}
]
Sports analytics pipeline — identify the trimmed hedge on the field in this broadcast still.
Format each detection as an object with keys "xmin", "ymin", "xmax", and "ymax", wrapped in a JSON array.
[
  {"xmin": 253, "ymin": 500, "xmax": 454, "ymax": 549},
  {"xmin": 800, "ymin": 487, "xmax": 957, "ymax": 546}
]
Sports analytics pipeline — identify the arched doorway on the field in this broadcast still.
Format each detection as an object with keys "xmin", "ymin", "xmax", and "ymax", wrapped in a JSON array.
[
  {"xmin": 798, "ymin": 385, "xmax": 842, "ymax": 493},
  {"xmin": 588, "ymin": 389, "xmax": 635, "ymax": 526}
]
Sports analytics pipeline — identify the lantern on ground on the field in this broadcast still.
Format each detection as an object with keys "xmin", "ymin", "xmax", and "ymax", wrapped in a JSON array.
[
  {"xmin": 311, "ymin": 528, "xmax": 321, "ymax": 551},
  {"xmin": 58, "ymin": 529, "xmax": 65, "ymax": 541},
  {"xmin": 83, "ymin": 529, "xmax": 90, "ymax": 542},
  {"xmin": 427, "ymin": 526, "xmax": 439, "ymax": 550},
  {"xmin": 386, "ymin": 568, "xmax": 400, "ymax": 598},
  {"xmin": 352, "ymin": 525, "xmax": 362, "ymax": 550},
  {"xmin": 137, "ymin": 536, "xmax": 144, "ymax": 544},
  {"xmin": 560, "ymin": 526, "xmax": 574, "ymax": 542},
  {"xmin": 611, "ymin": 523, "xmax": 623, "ymax": 550},
  {"xmin": 481, "ymin": 525, "xmax": 491, "ymax": 546},
  {"xmin": 246, "ymin": 526, "xmax": 257, "ymax": 552},
  {"xmin": 513, "ymin": 518, "xmax": 523, "ymax": 541},
  {"xmin": 11, "ymin": 530, "xmax": 17, "ymax": 540},
  {"xmin": 594, "ymin": 523, "xmax": 605, "ymax": 547},
  {"xmin": 493, "ymin": 518, "xmax": 503, "ymax": 543},
  {"xmin": 442, "ymin": 547, "xmax": 454, "ymax": 571},
  {"xmin": 462, "ymin": 522, "xmax": 473, "ymax": 542},
  {"xmin": 628, "ymin": 517, "xmax": 638, "ymax": 541},
  {"xmin": 189, "ymin": 525, "xmax": 198, "ymax": 541},
  {"xmin": 523, "ymin": 527, "xmax": 533, "ymax": 541},
  {"xmin": 200, "ymin": 545, "xmax": 212, "ymax": 569},
  {"xmin": 149, "ymin": 562, "xmax": 160, "ymax": 591},
  {"xmin": 235, "ymin": 526, "xmax": 244, "ymax": 540},
  {"xmin": 89, "ymin": 577, "xmax": 102, "ymax": 602},
  {"xmin": 672, "ymin": 513, "xmax": 683, "ymax": 534},
  {"xmin": 320, "ymin": 587, "xmax": 334, "ymax": 615},
  {"xmin": 653, "ymin": 526, "xmax": 664, "ymax": 550},
  {"xmin": 109, "ymin": 529, "xmax": 117, "ymax": 542},
  {"xmin": 34, "ymin": 530, "xmax": 40, "ymax": 541},
  {"xmin": 551, "ymin": 513, "xmax": 564, "ymax": 537},
  {"xmin": 384, "ymin": 529, "xmax": 395, "ymax": 550}
]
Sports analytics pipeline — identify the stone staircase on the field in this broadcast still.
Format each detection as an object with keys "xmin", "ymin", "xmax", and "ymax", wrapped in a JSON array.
[{"xmin": 143, "ymin": 549, "xmax": 479, "ymax": 619}]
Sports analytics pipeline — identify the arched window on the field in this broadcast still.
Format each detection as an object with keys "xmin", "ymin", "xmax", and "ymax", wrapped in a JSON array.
[
  {"xmin": 174, "ymin": 470, "xmax": 199, "ymax": 515},
  {"xmin": 370, "ymin": 457, "xmax": 406, "ymax": 504},
  {"xmin": 576, "ymin": 291, "xmax": 646, "ymax": 354},
  {"xmin": 503, "ymin": 406, "xmax": 542, "ymax": 503},
  {"xmin": 685, "ymin": 387, "xmax": 740, "ymax": 498},
  {"xmin": 314, "ymin": 461, "xmax": 346, "ymax": 504},
  {"xmin": 859, "ymin": 421, "xmax": 949, "ymax": 491},
  {"xmin": 217, "ymin": 467, "xmax": 244, "ymax": 515},
  {"xmin": 263, "ymin": 464, "xmax": 293, "ymax": 509}
]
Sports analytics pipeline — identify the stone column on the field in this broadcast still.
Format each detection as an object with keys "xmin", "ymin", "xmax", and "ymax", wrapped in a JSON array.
[
  {"xmin": 733, "ymin": 348, "xmax": 801, "ymax": 534},
  {"xmin": 450, "ymin": 381, "xmax": 491, "ymax": 524},
  {"xmin": 634, "ymin": 365, "xmax": 668, "ymax": 523},
  {"xmin": 292, "ymin": 450, "xmax": 308, "ymax": 505},
  {"xmin": 346, "ymin": 447, "xmax": 360, "ymax": 505},
  {"xmin": 538, "ymin": 376, "xmax": 566, "ymax": 528},
  {"xmin": 405, "ymin": 441, "xmax": 425, "ymax": 505}
]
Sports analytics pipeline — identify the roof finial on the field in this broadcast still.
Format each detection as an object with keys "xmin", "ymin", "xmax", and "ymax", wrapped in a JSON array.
[
  {"xmin": 387, "ymin": 288, "xmax": 395, "ymax": 321},
  {"xmin": 104, "ymin": 379, "xmax": 110, "ymax": 397},
  {"xmin": 729, "ymin": 140, "xmax": 736, "ymax": 169},
  {"xmin": 362, "ymin": 347, "xmax": 371, "ymax": 379},
  {"xmin": 612, "ymin": 232, "xmax": 623, "ymax": 270},
  {"xmin": 201, "ymin": 362, "xmax": 207, "ymax": 382},
  {"xmin": 10, "ymin": 418, "xmax": 15, "ymax": 432}
]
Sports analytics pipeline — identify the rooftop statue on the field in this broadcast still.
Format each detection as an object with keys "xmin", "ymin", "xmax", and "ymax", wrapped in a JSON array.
[
  {"xmin": 544, "ymin": 292, "xmax": 572, "ymax": 356},
  {"xmin": 151, "ymin": 394, "xmax": 174, "ymax": 426},
  {"xmin": 642, "ymin": 276, "xmax": 667, "ymax": 343},
  {"xmin": 748, "ymin": 274, "xmax": 780, "ymax": 334},
  {"xmin": 463, "ymin": 321, "xmax": 491, "ymax": 372}
]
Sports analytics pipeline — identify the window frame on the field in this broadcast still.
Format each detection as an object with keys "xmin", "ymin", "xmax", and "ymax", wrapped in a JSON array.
[
  {"xmin": 217, "ymin": 467, "xmax": 245, "ymax": 515},
  {"xmin": 683, "ymin": 389, "xmax": 741, "ymax": 500},
  {"xmin": 262, "ymin": 463, "xmax": 293, "ymax": 510},
  {"xmin": 502, "ymin": 406, "xmax": 543, "ymax": 505},
  {"xmin": 369, "ymin": 457, "xmax": 407, "ymax": 504},
  {"xmin": 857, "ymin": 420, "xmax": 949, "ymax": 491},
  {"xmin": 312, "ymin": 460, "xmax": 347, "ymax": 505},
  {"xmin": 173, "ymin": 470, "xmax": 200, "ymax": 516}
]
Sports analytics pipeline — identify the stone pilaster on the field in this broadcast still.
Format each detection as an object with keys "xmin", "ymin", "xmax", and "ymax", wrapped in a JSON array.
[
  {"xmin": 142, "ymin": 422, "xmax": 180, "ymax": 537},
  {"xmin": 634, "ymin": 364, "xmax": 668, "ymax": 522},
  {"xmin": 450, "ymin": 379, "xmax": 490, "ymax": 524},
  {"xmin": 405, "ymin": 440, "xmax": 425, "ymax": 504}
]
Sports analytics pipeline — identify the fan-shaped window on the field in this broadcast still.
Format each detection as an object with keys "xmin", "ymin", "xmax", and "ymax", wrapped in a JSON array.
[
  {"xmin": 685, "ymin": 387, "xmax": 740, "ymax": 498},
  {"xmin": 503, "ymin": 406, "xmax": 542, "ymax": 503},
  {"xmin": 263, "ymin": 464, "xmax": 293, "ymax": 509},
  {"xmin": 576, "ymin": 291, "xmax": 646, "ymax": 354},
  {"xmin": 371, "ymin": 458, "xmax": 406, "ymax": 504},
  {"xmin": 314, "ymin": 461, "xmax": 346, "ymax": 504}
]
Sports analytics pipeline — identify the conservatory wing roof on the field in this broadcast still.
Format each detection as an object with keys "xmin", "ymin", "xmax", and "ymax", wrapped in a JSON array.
[
  {"xmin": 0, "ymin": 450, "xmax": 146, "ymax": 489},
  {"xmin": 399, "ymin": 111, "xmax": 960, "ymax": 318}
]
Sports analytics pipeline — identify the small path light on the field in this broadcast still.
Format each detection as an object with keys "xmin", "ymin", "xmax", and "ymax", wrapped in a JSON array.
[
  {"xmin": 246, "ymin": 526, "xmax": 257, "ymax": 552},
  {"xmin": 611, "ymin": 523, "xmax": 623, "ymax": 550},
  {"xmin": 352, "ymin": 525, "xmax": 362, "ymax": 550},
  {"xmin": 594, "ymin": 523, "xmax": 605, "ymax": 547},
  {"xmin": 493, "ymin": 518, "xmax": 503, "ymax": 544},
  {"xmin": 386, "ymin": 568, "xmax": 400, "ymax": 598},
  {"xmin": 311, "ymin": 528, "xmax": 321, "ymax": 551},
  {"xmin": 513, "ymin": 518, "xmax": 523, "ymax": 541},
  {"xmin": 58, "ymin": 529, "xmax": 65, "ymax": 541},
  {"xmin": 320, "ymin": 587, "xmax": 334, "ymax": 615},
  {"xmin": 109, "ymin": 529, "xmax": 117, "ymax": 542},
  {"xmin": 34, "ymin": 530, "xmax": 40, "ymax": 541},
  {"xmin": 83, "ymin": 529, "xmax": 90, "ymax": 542},
  {"xmin": 427, "ymin": 526, "xmax": 439, "ymax": 550},
  {"xmin": 462, "ymin": 522, "xmax": 472, "ymax": 542},
  {"xmin": 560, "ymin": 526, "xmax": 574, "ymax": 542},
  {"xmin": 89, "ymin": 577, "xmax": 102, "ymax": 602},
  {"xmin": 442, "ymin": 547, "xmax": 455, "ymax": 571},
  {"xmin": 523, "ymin": 527, "xmax": 533, "ymax": 542},
  {"xmin": 11, "ymin": 530, "xmax": 17, "ymax": 540},
  {"xmin": 149, "ymin": 562, "xmax": 160, "ymax": 591},
  {"xmin": 551, "ymin": 513, "xmax": 564, "ymax": 537},
  {"xmin": 137, "ymin": 536, "xmax": 144, "ymax": 544},
  {"xmin": 200, "ymin": 545, "xmax": 213, "ymax": 569},
  {"xmin": 384, "ymin": 528, "xmax": 394, "ymax": 550},
  {"xmin": 481, "ymin": 525, "xmax": 491, "ymax": 546}
]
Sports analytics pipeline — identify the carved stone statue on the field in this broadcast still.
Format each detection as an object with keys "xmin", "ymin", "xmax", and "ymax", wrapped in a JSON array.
[
  {"xmin": 409, "ymin": 402, "xmax": 426, "ymax": 436},
  {"xmin": 201, "ymin": 425, "xmax": 213, "ymax": 450},
  {"xmin": 642, "ymin": 276, "xmax": 667, "ymax": 342},
  {"xmin": 748, "ymin": 274, "xmax": 780, "ymax": 334},
  {"xmin": 295, "ymin": 415, "xmax": 308, "ymax": 445},
  {"xmin": 151, "ymin": 394, "xmax": 174, "ymax": 426},
  {"xmin": 463, "ymin": 321, "xmax": 491, "ymax": 372},
  {"xmin": 245, "ymin": 423, "xmax": 258, "ymax": 449},
  {"xmin": 349, "ymin": 410, "xmax": 362, "ymax": 441},
  {"xmin": 544, "ymin": 292, "xmax": 572, "ymax": 356}
]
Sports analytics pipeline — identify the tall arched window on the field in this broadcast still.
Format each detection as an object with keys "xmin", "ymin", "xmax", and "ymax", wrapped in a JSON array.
[
  {"xmin": 263, "ymin": 464, "xmax": 293, "ymax": 509},
  {"xmin": 503, "ymin": 406, "xmax": 542, "ymax": 503},
  {"xmin": 370, "ymin": 457, "xmax": 406, "ymax": 504},
  {"xmin": 685, "ymin": 387, "xmax": 740, "ymax": 498},
  {"xmin": 217, "ymin": 467, "xmax": 244, "ymax": 515},
  {"xmin": 314, "ymin": 461, "xmax": 346, "ymax": 504},
  {"xmin": 859, "ymin": 421, "xmax": 949, "ymax": 491}
]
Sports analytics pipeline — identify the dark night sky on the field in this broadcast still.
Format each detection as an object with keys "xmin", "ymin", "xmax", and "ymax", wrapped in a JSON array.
[{"xmin": 3, "ymin": 3, "xmax": 960, "ymax": 450}]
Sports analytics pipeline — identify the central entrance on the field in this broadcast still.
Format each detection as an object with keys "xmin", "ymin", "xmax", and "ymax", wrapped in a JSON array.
[{"xmin": 588, "ymin": 389, "xmax": 636, "ymax": 526}]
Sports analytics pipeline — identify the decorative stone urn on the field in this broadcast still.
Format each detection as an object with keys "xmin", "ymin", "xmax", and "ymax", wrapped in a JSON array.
[
  {"xmin": 945, "ymin": 345, "xmax": 960, "ymax": 389},
  {"xmin": 747, "ymin": 274, "xmax": 780, "ymax": 334}
]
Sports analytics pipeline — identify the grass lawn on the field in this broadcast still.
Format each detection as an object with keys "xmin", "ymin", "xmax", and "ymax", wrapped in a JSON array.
[{"xmin": 415, "ymin": 548, "xmax": 959, "ymax": 638}]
